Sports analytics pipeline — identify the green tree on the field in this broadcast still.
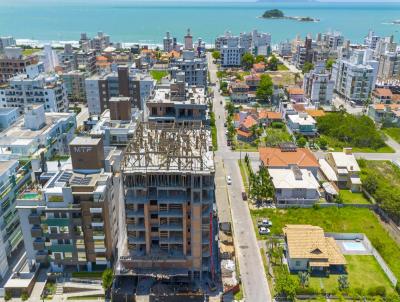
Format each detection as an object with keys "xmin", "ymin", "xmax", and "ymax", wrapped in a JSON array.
[
  {"xmin": 255, "ymin": 55, "xmax": 266, "ymax": 63},
  {"xmin": 275, "ymin": 268, "xmax": 298, "ymax": 300},
  {"xmin": 326, "ymin": 58, "xmax": 335, "ymax": 71},
  {"xmin": 256, "ymin": 74, "xmax": 274, "ymax": 103},
  {"xmin": 302, "ymin": 62, "xmax": 314, "ymax": 74},
  {"xmin": 297, "ymin": 137, "xmax": 307, "ymax": 147},
  {"xmin": 338, "ymin": 275, "xmax": 349, "ymax": 291},
  {"xmin": 102, "ymin": 268, "xmax": 114, "ymax": 294},
  {"xmin": 298, "ymin": 271, "xmax": 310, "ymax": 288},
  {"xmin": 212, "ymin": 50, "xmax": 220, "ymax": 61},
  {"xmin": 268, "ymin": 55, "xmax": 279, "ymax": 71},
  {"xmin": 242, "ymin": 52, "xmax": 255, "ymax": 70}
]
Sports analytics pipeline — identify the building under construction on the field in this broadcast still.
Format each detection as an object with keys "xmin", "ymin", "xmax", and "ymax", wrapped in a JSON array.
[{"xmin": 117, "ymin": 122, "xmax": 215, "ymax": 283}]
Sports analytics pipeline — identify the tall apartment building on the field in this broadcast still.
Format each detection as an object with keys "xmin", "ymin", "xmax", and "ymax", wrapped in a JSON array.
[
  {"xmin": 0, "ymin": 47, "xmax": 39, "ymax": 84},
  {"xmin": 117, "ymin": 123, "xmax": 215, "ymax": 281},
  {"xmin": 0, "ymin": 160, "xmax": 31, "ymax": 280},
  {"xmin": 332, "ymin": 50, "xmax": 378, "ymax": 104},
  {"xmin": 85, "ymin": 66, "xmax": 155, "ymax": 115},
  {"xmin": 184, "ymin": 29, "xmax": 193, "ymax": 50},
  {"xmin": 169, "ymin": 50, "xmax": 207, "ymax": 87},
  {"xmin": 62, "ymin": 70, "xmax": 88, "ymax": 102},
  {"xmin": 0, "ymin": 66, "xmax": 68, "ymax": 114},
  {"xmin": 377, "ymin": 52, "xmax": 400, "ymax": 81},
  {"xmin": 147, "ymin": 73, "xmax": 209, "ymax": 125},
  {"xmin": 17, "ymin": 137, "xmax": 122, "ymax": 272},
  {"xmin": 303, "ymin": 63, "xmax": 335, "ymax": 105},
  {"xmin": 0, "ymin": 37, "xmax": 16, "ymax": 53}
]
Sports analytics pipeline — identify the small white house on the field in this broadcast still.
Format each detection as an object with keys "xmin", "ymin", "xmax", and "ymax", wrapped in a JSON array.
[{"xmin": 269, "ymin": 166, "xmax": 320, "ymax": 204}]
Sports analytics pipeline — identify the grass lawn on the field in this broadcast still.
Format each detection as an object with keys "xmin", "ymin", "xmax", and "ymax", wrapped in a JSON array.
[
  {"xmin": 250, "ymin": 207, "xmax": 400, "ymax": 280},
  {"xmin": 309, "ymin": 255, "xmax": 394, "ymax": 294},
  {"xmin": 277, "ymin": 64, "xmax": 289, "ymax": 71},
  {"xmin": 339, "ymin": 190, "xmax": 370, "ymax": 204},
  {"xmin": 150, "ymin": 70, "xmax": 168, "ymax": 82},
  {"xmin": 22, "ymin": 48, "xmax": 41, "ymax": 56},
  {"xmin": 321, "ymin": 135, "xmax": 395, "ymax": 153},
  {"xmin": 383, "ymin": 128, "xmax": 400, "ymax": 143},
  {"xmin": 238, "ymin": 160, "xmax": 250, "ymax": 193}
]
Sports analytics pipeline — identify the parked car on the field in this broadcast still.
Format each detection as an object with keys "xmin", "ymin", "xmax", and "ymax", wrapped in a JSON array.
[
  {"xmin": 242, "ymin": 192, "xmax": 247, "ymax": 201},
  {"xmin": 259, "ymin": 227, "xmax": 270, "ymax": 235},
  {"xmin": 226, "ymin": 175, "xmax": 232, "ymax": 185},
  {"xmin": 257, "ymin": 218, "xmax": 272, "ymax": 227}
]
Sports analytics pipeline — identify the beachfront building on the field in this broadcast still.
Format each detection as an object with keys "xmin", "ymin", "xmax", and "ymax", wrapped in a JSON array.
[
  {"xmin": 0, "ymin": 47, "xmax": 39, "ymax": 84},
  {"xmin": 269, "ymin": 166, "xmax": 320, "ymax": 205},
  {"xmin": 147, "ymin": 74, "xmax": 209, "ymax": 125},
  {"xmin": 169, "ymin": 50, "xmax": 207, "ymax": 87},
  {"xmin": 0, "ymin": 159, "xmax": 31, "ymax": 280},
  {"xmin": 85, "ymin": 66, "xmax": 155, "ymax": 114},
  {"xmin": 220, "ymin": 36, "xmax": 245, "ymax": 67},
  {"xmin": 89, "ymin": 97, "xmax": 142, "ymax": 146},
  {"xmin": 62, "ymin": 70, "xmax": 88, "ymax": 103},
  {"xmin": 17, "ymin": 137, "xmax": 122, "ymax": 272},
  {"xmin": 0, "ymin": 66, "xmax": 68, "ymax": 114},
  {"xmin": 332, "ymin": 50, "xmax": 378, "ymax": 104},
  {"xmin": 284, "ymin": 225, "xmax": 346, "ymax": 272},
  {"xmin": 303, "ymin": 63, "xmax": 335, "ymax": 105},
  {"xmin": 0, "ymin": 37, "xmax": 16, "ymax": 53},
  {"xmin": 117, "ymin": 123, "xmax": 215, "ymax": 281},
  {"xmin": 0, "ymin": 105, "xmax": 76, "ymax": 158}
]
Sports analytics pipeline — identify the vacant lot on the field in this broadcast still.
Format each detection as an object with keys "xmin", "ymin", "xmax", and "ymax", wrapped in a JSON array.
[{"xmin": 250, "ymin": 207, "xmax": 400, "ymax": 280}]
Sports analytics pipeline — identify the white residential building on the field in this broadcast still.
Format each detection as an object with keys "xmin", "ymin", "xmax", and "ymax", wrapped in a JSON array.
[
  {"xmin": 332, "ymin": 50, "xmax": 378, "ymax": 104},
  {"xmin": 303, "ymin": 63, "xmax": 334, "ymax": 105},
  {"xmin": 0, "ymin": 105, "xmax": 76, "ymax": 158},
  {"xmin": 0, "ymin": 159, "xmax": 31, "ymax": 280},
  {"xmin": 169, "ymin": 50, "xmax": 207, "ymax": 87},
  {"xmin": 269, "ymin": 166, "xmax": 320, "ymax": 204},
  {"xmin": 0, "ymin": 66, "xmax": 68, "ymax": 114}
]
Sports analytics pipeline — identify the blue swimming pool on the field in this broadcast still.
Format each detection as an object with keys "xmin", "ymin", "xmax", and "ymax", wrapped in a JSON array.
[{"xmin": 343, "ymin": 241, "xmax": 366, "ymax": 252}]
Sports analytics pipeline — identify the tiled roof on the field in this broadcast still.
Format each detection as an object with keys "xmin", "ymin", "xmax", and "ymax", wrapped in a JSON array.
[{"xmin": 259, "ymin": 147, "xmax": 319, "ymax": 168}]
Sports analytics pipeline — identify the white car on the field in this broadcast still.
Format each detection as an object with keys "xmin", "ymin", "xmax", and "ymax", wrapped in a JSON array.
[
  {"xmin": 226, "ymin": 176, "xmax": 232, "ymax": 185},
  {"xmin": 259, "ymin": 227, "xmax": 270, "ymax": 235},
  {"xmin": 257, "ymin": 218, "xmax": 272, "ymax": 227}
]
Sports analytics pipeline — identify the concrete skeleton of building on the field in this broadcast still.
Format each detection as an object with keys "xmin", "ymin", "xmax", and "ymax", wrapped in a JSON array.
[
  {"xmin": 0, "ymin": 105, "xmax": 76, "ymax": 159},
  {"xmin": 117, "ymin": 122, "xmax": 215, "ymax": 281},
  {"xmin": 303, "ymin": 62, "xmax": 335, "ymax": 105},
  {"xmin": 17, "ymin": 137, "xmax": 122, "ymax": 272},
  {"xmin": 85, "ymin": 65, "xmax": 155, "ymax": 115},
  {"xmin": 147, "ymin": 74, "xmax": 209, "ymax": 125},
  {"xmin": 332, "ymin": 49, "xmax": 378, "ymax": 104}
]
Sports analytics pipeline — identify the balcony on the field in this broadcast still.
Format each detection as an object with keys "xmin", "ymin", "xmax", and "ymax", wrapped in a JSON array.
[
  {"xmin": 33, "ymin": 239, "xmax": 45, "ymax": 251},
  {"xmin": 31, "ymin": 226, "xmax": 43, "ymax": 238},
  {"xmin": 28, "ymin": 213, "xmax": 41, "ymax": 225},
  {"xmin": 127, "ymin": 224, "xmax": 146, "ymax": 231},
  {"xmin": 158, "ymin": 209, "xmax": 182, "ymax": 218}
]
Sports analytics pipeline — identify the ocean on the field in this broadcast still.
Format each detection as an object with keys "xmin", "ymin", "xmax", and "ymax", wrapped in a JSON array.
[{"xmin": 0, "ymin": 0, "xmax": 399, "ymax": 46}]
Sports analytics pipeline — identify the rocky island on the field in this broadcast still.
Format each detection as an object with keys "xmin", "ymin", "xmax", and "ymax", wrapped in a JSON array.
[{"xmin": 261, "ymin": 9, "xmax": 319, "ymax": 22}]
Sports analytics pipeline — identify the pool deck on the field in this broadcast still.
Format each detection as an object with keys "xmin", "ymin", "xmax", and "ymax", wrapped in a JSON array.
[{"xmin": 336, "ymin": 239, "xmax": 372, "ymax": 255}]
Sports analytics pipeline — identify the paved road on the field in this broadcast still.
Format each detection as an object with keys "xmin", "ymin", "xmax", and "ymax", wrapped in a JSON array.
[{"xmin": 208, "ymin": 53, "xmax": 272, "ymax": 302}]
